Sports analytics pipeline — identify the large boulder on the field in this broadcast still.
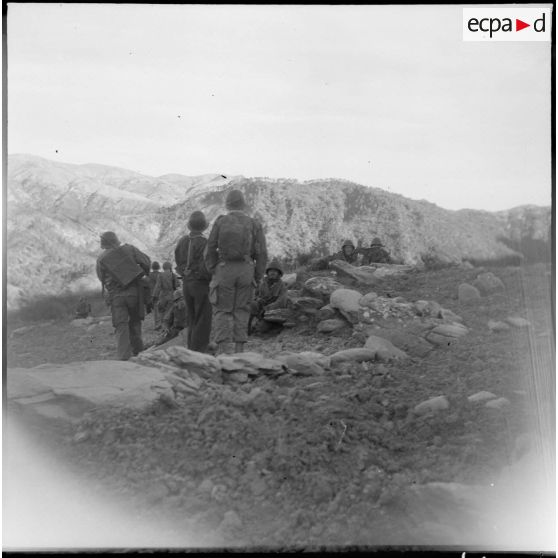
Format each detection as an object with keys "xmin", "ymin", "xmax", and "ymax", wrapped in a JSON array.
[
  {"xmin": 302, "ymin": 276, "xmax": 343, "ymax": 300},
  {"xmin": 426, "ymin": 323, "xmax": 469, "ymax": 346},
  {"xmin": 472, "ymin": 272, "xmax": 505, "ymax": 295},
  {"xmin": 364, "ymin": 335, "xmax": 409, "ymax": 361},
  {"xmin": 330, "ymin": 288, "xmax": 362, "ymax": 323},
  {"xmin": 316, "ymin": 304, "xmax": 338, "ymax": 321},
  {"xmin": 7, "ymin": 360, "xmax": 174, "ymax": 428}
]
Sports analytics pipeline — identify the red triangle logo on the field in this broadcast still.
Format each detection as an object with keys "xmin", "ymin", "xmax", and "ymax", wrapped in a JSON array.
[{"xmin": 516, "ymin": 19, "xmax": 530, "ymax": 31}]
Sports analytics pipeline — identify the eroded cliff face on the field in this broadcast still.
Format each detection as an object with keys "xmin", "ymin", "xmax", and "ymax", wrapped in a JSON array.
[{"xmin": 7, "ymin": 154, "xmax": 550, "ymax": 309}]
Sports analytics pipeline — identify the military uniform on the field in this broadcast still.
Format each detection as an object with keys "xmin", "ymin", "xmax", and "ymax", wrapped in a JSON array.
[
  {"xmin": 249, "ymin": 261, "xmax": 288, "ymax": 334},
  {"xmin": 205, "ymin": 190, "xmax": 267, "ymax": 353},
  {"xmin": 359, "ymin": 238, "xmax": 391, "ymax": 265},
  {"xmin": 175, "ymin": 211, "xmax": 212, "ymax": 353},
  {"xmin": 148, "ymin": 268, "xmax": 162, "ymax": 328},
  {"xmin": 96, "ymin": 233, "xmax": 151, "ymax": 360},
  {"xmin": 153, "ymin": 267, "xmax": 177, "ymax": 319}
]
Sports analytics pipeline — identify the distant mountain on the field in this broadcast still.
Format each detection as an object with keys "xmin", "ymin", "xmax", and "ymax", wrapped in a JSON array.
[{"xmin": 6, "ymin": 154, "xmax": 551, "ymax": 310}]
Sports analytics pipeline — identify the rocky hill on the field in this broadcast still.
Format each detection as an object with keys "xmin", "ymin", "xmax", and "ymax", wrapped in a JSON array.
[{"xmin": 6, "ymin": 154, "xmax": 551, "ymax": 309}]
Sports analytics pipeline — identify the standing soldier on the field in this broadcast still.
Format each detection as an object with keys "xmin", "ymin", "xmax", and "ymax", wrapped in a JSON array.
[
  {"xmin": 205, "ymin": 189, "xmax": 267, "ymax": 354},
  {"xmin": 175, "ymin": 211, "xmax": 212, "ymax": 353},
  {"xmin": 153, "ymin": 261, "xmax": 177, "ymax": 323},
  {"xmin": 148, "ymin": 261, "xmax": 162, "ymax": 330},
  {"xmin": 96, "ymin": 231, "xmax": 151, "ymax": 360}
]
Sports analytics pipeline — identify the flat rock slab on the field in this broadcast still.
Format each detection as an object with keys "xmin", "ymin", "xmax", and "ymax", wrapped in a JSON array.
[
  {"xmin": 364, "ymin": 335, "xmax": 409, "ymax": 361},
  {"xmin": 289, "ymin": 296, "xmax": 325, "ymax": 314},
  {"xmin": 263, "ymin": 307, "xmax": 296, "ymax": 324},
  {"xmin": 329, "ymin": 260, "xmax": 379, "ymax": 285},
  {"xmin": 430, "ymin": 323, "xmax": 469, "ymax": 338},
  {"xmin": 218, "ymin": 352, "xmax": 287, "ymax": 377},
  {"xmin": 330, "ymin": 348, "xmax": 377, "ymax": 366},
  {"xmin": 7, "ymin": 360, "xmax": 173, "ymax": 425},
  {"xmin": 164, "ymin": 346, "xmax": 221, "ymax": 379}
]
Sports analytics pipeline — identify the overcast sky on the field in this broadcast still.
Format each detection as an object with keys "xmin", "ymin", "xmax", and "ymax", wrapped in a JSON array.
[{"xmin": 7, "ymin": 3, "xmax": 552, "ymax": 211}]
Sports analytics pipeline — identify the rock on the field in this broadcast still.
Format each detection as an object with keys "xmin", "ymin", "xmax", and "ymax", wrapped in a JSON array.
[
  {"xmin": 316, "ymin": 304, "xmax": 338, "ymax": 321},
  {"xmin": 219, "ymin": 510, "xmax": 243, "ymax": 531},
  {"xmin": 165, "ymin": 347, "xmax": 221, "ymax": 380},
  {"xmin": 275, "ymin": 352, "xmax": 329, "ymax": 376},
  {"xmin": 329, "ymin": 260, "xmax": 379, "ymax": 285},
  {"xmin": 302, "ymin": 276, "xmax": 343, "ymax": 300},
  {"xmin": 372, "ymin": 264, "xmax": 416, "ymax": 279},
  {"xmin": 262, "ymin": 307, "xmax": 296, "ymax": 324},
  {"xmin": 71, "ymin": 317, "xmax": 94, "ymax": 327},
  {"xmin": 197, "ymin": 478, "xmax": 214, "ymax": 494},
  {"xmin": 282, "ymin": 273, "xmax": 297, "ymax": 287},
  {"xmin": 364, "ymin": 335, "xmax": 409, "ymax": 361},
  {"xmin": 330, "ymin": 289, "xmax": 363, "ymax": 323},
  {"xmin": 460, "ymin": 261, "xmax": 475, "ymax": 269},
  {"xmin": 426, "ymin": 333, "xmax": 455, "ymax": 347},
  {"xmin": 439, "ymin": 308, "xmax": 464, "ymax": 323},
  {"xmin": 485, "ymin": 397, "xmax": 511, "ymax": 410},
  {"xmin": 430, "ymin": 323, "xmax": 469, "ymax": 338},
  {"xmin": 472, "ymin": 272, "xmax": 505, "ymax": 295},
  {"xmin": 415, "ymin": 300, "xmax": 442, "ymax": 317},
  {"xmin": 289, "ymin": 296, "xmax": 325, "ymax": 315},
  {"xmin": 458, "ymin": 283, "xmax": 481, "ymax": 303},
  {"xmin": 468, "ymin": 391, "xmax": 497, "ymax": 403},
  {"xmin": 358, "ymin": 292, "xmax": 379, "ymax": 308},
  {"xmin": 413, "ymin": 395, "xmax": 450, "ymax": 415},
  {"xmin": 366, "ymin": 329, "xmax": 433, "ymax": 358},
  {"xmin": 330, "ymin": 348, "xmax": 377, "ymax": 366},
  {"xmin": 506, "ymin": 317, "xmax": 531, "ymax": 328},
  {"xmin": 218, "ymin": 352, "xmax": 287, "ymax": 378},
  {"xmin": 317, "ymin": 318, "xmax": 348, "ymax": 333},
  {"xmin": 224, "ymin": 372, "xmax": 249, "ymax": 384},
  {"xmin": 488, "ymin": 319, "xmax": 511, "ymax": 332},
  {"xmin": 7, "ymin": 361, "xmax": 174, "ymax": 429}
]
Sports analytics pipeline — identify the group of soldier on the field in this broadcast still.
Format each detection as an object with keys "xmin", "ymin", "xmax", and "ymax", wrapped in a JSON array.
[{"xmin": 95, "ymin": 188, "xmax": 391, "ymax": 361}]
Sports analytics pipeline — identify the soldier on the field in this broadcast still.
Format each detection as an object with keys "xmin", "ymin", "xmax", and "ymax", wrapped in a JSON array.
[
  {"xmin": 174, "ymin": 210, "xmax": 212, "ymax": 353},
  {"xmin": 96, "ymin": 231, "xmax": 151, "ymax": 360},
  {"xmin": 152, "ymin": 261, "xmax": 177, "ymax": 322},
  {"xmin": 249, "ymin": 260, "xmax": 288, "ymax": 335},
  {"xmin": 75, "ymin": 297, "xmax": 92, "ymax": 319},
  {"xmin": 205, "ymin": 189, "xmax": 267, "ymax": 354},
  {"xmin": 148, "ymin": 261, "xmax": 162, "ymax": 330},
  {"xmin": 154, "ymin": 289, "xmax": 187, "ymax": 346},
  {"xmin": 313, "ymin": 239, "xmax": 359, "ymax": 269},
  {"xmin": 360, "ymin": 237, "xmax": 392, "ymax": 265}
]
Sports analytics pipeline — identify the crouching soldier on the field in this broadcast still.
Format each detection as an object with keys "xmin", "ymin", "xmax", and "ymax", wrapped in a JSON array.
[
  {"xmin": 249, "ymin": 260, "xmax": 288, "ymax": 334},
  {"xmin": 155, "ymin": 290, "xmax": 187, "ymax": 346},
  {"xmin": 96, "ymin": 231, "xmax": 151, "ymax": 360},
  {"xmin": 75, "ymin": 297, "xmax": 92, "ymax": 319},
  {"xmin": 360, "ymin": 237, "xmax": 391, "ymax": 265}
]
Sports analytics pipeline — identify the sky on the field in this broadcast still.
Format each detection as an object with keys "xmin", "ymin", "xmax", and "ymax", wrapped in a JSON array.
[{"xmin": 7, "ymin": 3, "xmax": 553, "ymax": 211}]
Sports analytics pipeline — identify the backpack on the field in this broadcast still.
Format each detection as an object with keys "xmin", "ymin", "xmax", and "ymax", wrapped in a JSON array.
[
  {"xmin": 183, "ymin": 234, "xmax": 211, "ymax": 281},
  {"xmin": 100, "ymin": 245, "xmax": 145, "ymax": 288},
  {"xmin": 217, "ymin": 212, "xmax": 254, "ymax": 261}
]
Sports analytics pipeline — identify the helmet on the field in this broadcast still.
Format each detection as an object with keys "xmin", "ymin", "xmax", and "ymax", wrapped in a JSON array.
[
  {"xmin": 163, "ymin": 261, "xmax": 172, "ymax": 271},
  {"xmin": 151, "ymin": 261, "xmax": 160, "ymax": 270},
  {"xmin": 371, "ymin": 237, "xmax": 383, "ymax": 247},
  {"xmin": 265, "ymin": 260, "xmax": 283, "ymax": 277},
  {"xmin": 342, "ymin": 239, "xmax": 355, "ymax": 249},
  {"xmin": 188, "ymin": 211, "xmax": 208, "ymax": 232},
  {"xmin": 100, "ymin": 231, "xmax": 120, "ymax": 248},
  {"xmin": 225, "ymin": 189, "xmax": 246, "ymax": 210}
]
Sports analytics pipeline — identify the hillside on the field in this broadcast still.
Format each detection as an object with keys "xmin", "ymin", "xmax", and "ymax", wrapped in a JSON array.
[{"xmin": 6, "ymin": 154, "xmax": 551, "ymax": 309}]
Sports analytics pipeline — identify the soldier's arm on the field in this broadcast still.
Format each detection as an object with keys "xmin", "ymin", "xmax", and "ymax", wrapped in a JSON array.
[
  {"xmin": 96, "ymin": 258, "xmax": 105, "ymax": 283},
  {"xmin": 253, "ymin": 221, "xmax": 268, "ymax": 283},
  {"xmin": 131, "ymin": 245, "xmax": 151, "ymax": 275},
  {"xmin": 265, "ymin": 282, "xmax": 288, "ymax": 310},
  {"xmin": 205, "ymin": 219, "xmax": 220, "ymax": 275}
]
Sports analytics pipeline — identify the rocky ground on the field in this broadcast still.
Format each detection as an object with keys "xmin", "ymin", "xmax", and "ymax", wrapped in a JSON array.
[{"xmin": 5, "ymin": 262, "xmax": 555, "ymax": 550}]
